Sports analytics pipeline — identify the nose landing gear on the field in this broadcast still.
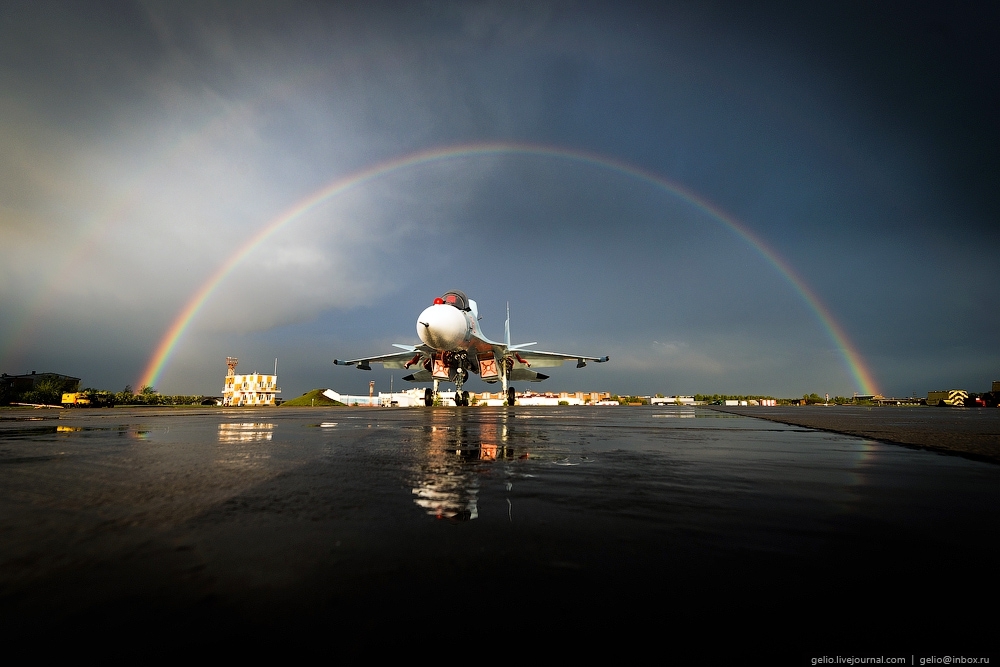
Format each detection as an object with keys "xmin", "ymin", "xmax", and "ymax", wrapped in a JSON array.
[{"xmin": 451, "ymin": 367, "xmax": 470, "ymax": 406}]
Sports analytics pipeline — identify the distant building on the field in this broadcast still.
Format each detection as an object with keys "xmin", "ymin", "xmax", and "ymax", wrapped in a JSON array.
[
  {"xmin": 475, "ymin": 391, "xmax": 509, "ymax": 406},
  {"xmin": 378, "ymin": 388, "xmax": 425, "ymax": 407},
  {"xmin": 323, "ymin": 389, "xmax": 378, "ymax": 406},
  {"xmin": 651, "ymin": 396, "xmax": 695, "ymax": 405},
  {"xmin": 518, "ymin": 394, "xmax": 577, "ymax": 406},
  {"xmin": 320, "ymin": 388, "xmax": 620, "ymax": 407},
  {"xmin": 1, "ymin": 371, "xmax": 80, "ymax": 393},
  {"xmin": 223, "ymin": 373, "xmax": 280, "ymax": 406},
  {"xmin": 873, "ymin": 396, "xmax": 921, "ymax": 406},
  {"xmin": 221, "ymin": 357, "xmax": 279, "ymax": 406},
  {"xmin": 926, "ymin": 390, "xmax": 967, "ymax": 407}
]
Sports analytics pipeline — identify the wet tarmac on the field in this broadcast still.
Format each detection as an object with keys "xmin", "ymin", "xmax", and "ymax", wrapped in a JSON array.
[
  {"xmin": 713, "ymin": 405, "xmax": 1000, "ymax": 463},
  {"xmin": 1, "ymin": 406, "xmax": 996, "ymax": 662}
]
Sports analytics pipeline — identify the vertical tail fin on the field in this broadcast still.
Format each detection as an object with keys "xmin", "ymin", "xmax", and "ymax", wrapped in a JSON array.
[{"xmin": 504, "ymin": 302, "xmax": 511, "ymax": 347}]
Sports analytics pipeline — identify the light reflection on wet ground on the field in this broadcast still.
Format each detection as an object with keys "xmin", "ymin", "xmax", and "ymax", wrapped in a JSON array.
[{"xmin": 0, "ymin": 406, "xmax": 995, "ymax": 659}]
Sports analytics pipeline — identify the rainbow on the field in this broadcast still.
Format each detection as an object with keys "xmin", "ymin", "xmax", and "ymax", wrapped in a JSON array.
[{"xmin": 137, "ymin": 141, "xmax": 878, "ymax": 395}]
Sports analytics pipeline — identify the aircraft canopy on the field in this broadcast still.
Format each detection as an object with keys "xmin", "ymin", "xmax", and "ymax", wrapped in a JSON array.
[{"xmin": 440, "ymin": 290, "xmax": 471, "ymax": 311}]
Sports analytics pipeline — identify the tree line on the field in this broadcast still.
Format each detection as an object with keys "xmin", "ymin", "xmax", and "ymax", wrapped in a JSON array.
[
  {"xmin": 87, "ymin": 385, "xmax": 212, "ymax": 406},
  {"xmin": 0, "ymin": 379, "xmax": 212, "ymax": 407}
]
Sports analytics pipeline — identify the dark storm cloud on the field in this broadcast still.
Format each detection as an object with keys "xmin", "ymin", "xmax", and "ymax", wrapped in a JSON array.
[
  {"xmin": 0, "ymin": 1, "xmax": 996, "ymax": 398},
  {"xmin": 759, "ymin": 3, "xmax": 999, "ymax": 238}
]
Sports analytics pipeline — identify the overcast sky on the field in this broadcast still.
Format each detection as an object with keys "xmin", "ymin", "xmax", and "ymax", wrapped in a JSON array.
[{"xmin": 1, "ymin": 1, "xmax": 997, "ymax": 399}]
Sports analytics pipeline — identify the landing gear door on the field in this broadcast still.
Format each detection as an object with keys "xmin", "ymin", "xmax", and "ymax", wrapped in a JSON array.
[
  {"xmin": 478, "ymin": 352, "xmax": 499, "ymax": 381},
  {"xmin": 432, "ymin": 354, "xmax": 451, "ymax": 380}
]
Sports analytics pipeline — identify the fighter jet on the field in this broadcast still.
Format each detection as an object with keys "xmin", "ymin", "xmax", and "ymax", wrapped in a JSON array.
[{"xmin": 334, "ymin": 290, "xmax": 609, "ymax": 406}]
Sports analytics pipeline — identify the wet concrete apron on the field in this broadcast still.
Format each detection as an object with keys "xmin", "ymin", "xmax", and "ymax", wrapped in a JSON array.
[{"xmin": 1, "ymin": 406, "xmax": 995, "ymax": 662}]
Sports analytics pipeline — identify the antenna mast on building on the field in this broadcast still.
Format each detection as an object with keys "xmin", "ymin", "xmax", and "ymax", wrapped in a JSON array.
[{"xmin": 226, "ymin": 357, "xmax": 238, "ymax": 376}]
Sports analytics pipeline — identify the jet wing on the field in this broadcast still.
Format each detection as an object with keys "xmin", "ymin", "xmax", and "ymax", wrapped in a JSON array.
[
  {"xmin": 334, "ymin": 345, "xmax": 433, "ymax": 370},
  {"xmin": 505, "ymin": 348, "xmax": 610, "ymax": 369}
]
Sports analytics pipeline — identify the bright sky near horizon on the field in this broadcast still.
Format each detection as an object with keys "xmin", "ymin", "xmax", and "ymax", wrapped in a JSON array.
[{"xmin": 1, "ymin": 1, "xmax": 997, "ymax": 399}]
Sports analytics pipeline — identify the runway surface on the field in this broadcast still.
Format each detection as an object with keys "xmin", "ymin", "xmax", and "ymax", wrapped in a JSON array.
[
  {"xmin": 1, "ymin": 406, "xmax": 996, "ymax": 662},
  {"xmin": 713, "ymin": 405, "xmax": 1000, "ymax": 463}
]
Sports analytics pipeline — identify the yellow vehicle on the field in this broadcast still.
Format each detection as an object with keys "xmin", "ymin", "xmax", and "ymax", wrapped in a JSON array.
[{"xmin": 61, "ymin": 392, "xmax": 91, "ymax": 407}]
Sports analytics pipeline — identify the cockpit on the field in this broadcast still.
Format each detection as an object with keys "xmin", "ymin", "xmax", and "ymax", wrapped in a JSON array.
[{"xmin": 437, "ymin": 290, "xmax": 470, "ymax": 311}]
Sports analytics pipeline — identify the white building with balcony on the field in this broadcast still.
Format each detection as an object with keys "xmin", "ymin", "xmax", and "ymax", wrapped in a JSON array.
[{"xmin": 222, "ymin": 372, "xmax": 280, "ymax": 406}]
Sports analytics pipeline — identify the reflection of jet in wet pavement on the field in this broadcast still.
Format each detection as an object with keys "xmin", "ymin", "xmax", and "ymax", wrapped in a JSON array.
[
  {"xmin": 409, "ymin": 411, "xmax": 526, "ymax": 521},
  {"xmin": 335, "ymin": 290, "xmax": 608, "ymax": 406}
]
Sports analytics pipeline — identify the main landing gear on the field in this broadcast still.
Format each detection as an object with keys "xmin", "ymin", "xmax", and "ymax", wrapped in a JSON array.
[
  {"xmin": 425, "ymin": 387, "xmax": 470, "ymax": 406},
  {"xmin": 425, "ymin": 373, "xmax": 472, "ymax": 406}
]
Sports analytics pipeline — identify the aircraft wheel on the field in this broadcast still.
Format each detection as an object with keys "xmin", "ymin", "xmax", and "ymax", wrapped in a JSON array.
[
  {"xmin": 507, "ymin": 387, "xmax": 516, "ymax": 406},
  {"xmin": 425, "ymin": 388, "xmax": 433, "ymax": 406},
  {"xmin": 462, "ymin": 391, "xmax": 470, "ymax": 406}
]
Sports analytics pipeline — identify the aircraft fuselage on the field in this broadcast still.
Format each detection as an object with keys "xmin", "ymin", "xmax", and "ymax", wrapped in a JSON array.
[{"xmin": 416, "ymin": 303, "xmax": 491, "ymax": 354}]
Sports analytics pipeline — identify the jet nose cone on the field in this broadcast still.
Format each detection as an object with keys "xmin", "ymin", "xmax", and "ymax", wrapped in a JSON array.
[{"xmin": 417, "ymin": 304, "xmax": 467, "ymax": 350}]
